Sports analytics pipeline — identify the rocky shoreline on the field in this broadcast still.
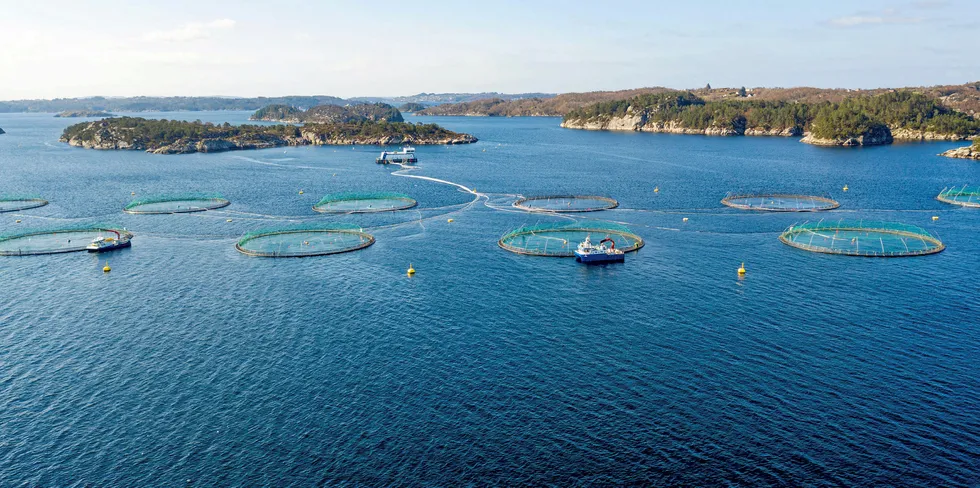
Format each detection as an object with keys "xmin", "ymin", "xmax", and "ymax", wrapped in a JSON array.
[
  {"xmin": 561, "ymin": 114, "xmax": 971, "ymax": 147},
  {"xmin": 940, "ymin": 145, "xmax": 980, "ymax": 160}
]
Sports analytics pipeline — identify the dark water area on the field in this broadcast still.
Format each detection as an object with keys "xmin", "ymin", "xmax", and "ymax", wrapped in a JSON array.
[{"xmin": 1, "ymin": 112, "xmax": 978, "ymax": 485}]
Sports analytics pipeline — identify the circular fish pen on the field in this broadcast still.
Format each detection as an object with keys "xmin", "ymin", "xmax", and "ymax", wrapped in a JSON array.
[
  {"xmin": 779, "ymin": 220, "xmax": 944, "ymax": 257},
  {"xmin": 936, "ymin": 186, "xmax": 980, "ymax": 208},
  {"xmin": 124, "ymin": 193, "xmax": 231, "ymax": 214},
  {"xmin": 0, "ymin": 196, "xmax": 49, "ymax": 213},
  {"xmin": 513, "ymin": 195, "xmax": 619, "ymax": 213},
  {"xmin": 498, "ymin": 221, "xmax": 644, "ymax": 257},
  {"xmin": 236, "ymin": 224, "xmax": 375, "ymax": 257},
  {"xmin": 0, "ymin": 226, "xmax": 133, "ymax": 256},
  {"xmin": 312, "ymin": 192, "xmax": 417, "ymax": 214},
  {"xmin": 721, "ymin": 194, "xmax": 839, "ymax": 212}
]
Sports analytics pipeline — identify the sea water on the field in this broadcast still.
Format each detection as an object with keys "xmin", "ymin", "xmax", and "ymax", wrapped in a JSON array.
[{"xmin": 1, "ymin": 112, "xmax": 978, "ymax": 485}]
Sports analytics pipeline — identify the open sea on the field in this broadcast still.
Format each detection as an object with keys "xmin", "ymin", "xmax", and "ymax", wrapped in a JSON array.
[{"xmin": 1, "ymin": 112, "xmax": 978, "ymax": 486}]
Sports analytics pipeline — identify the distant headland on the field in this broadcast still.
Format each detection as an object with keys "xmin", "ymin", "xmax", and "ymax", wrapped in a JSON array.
[
  {"xmin": 55, "ymin": 110, "xmax": 115, "ymax": 118},
  {"xmin": 60, "ymin": 114, "xmax": 477, "ymax": 155}
]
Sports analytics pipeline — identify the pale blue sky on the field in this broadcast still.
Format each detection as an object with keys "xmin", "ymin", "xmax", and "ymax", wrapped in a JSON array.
[{"xmin": 0, "ymin": 0, "xmax": 976, "ymax": 99}]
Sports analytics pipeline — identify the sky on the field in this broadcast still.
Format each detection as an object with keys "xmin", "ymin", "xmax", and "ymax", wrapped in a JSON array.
[{"xmin": 0, "ymin": 0, "xmax": 977, "ymax": 99}]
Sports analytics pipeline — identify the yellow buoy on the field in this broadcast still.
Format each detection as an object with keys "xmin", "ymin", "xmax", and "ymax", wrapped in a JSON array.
[
  {"xmin": 407, "ymin": 264, "xmax": 416, "ymax": 276},
  {"xmin": 447, "ymin": 218, "xmax": 454, "ymax": 223},
  {"xmin": 299, "ymin": 190, "xmax": 304, "ymax": 195},
  {"xmin": 103, "ymin": 261, "xmax": 111, "ymax": 273},
  {"xmin": 842, "ymin": 185, "xmax": 849, "ymax": 192},
  {"xmin": 738, "ymin": 262, "xmax": 746, "ymax": 275},
  {"xmin": 932, "ymin": 216, "xmax": 939, "ymax": 221},
  {"xmin": 682, "ymin": 217, "xmax": 689, "ymax": 222}
]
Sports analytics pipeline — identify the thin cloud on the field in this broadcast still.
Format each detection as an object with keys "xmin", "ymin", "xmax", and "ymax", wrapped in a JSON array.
[
  {"xmin": 827, "ymin": 13, "xmax": 923, "ymax": 27},
  {"xmin": 141, "ymin": 19, "xmax": 236, "ymax": 42},
  {"xmin": 911, "ymin": 0, "xmax": 949, "ymax": 9}
]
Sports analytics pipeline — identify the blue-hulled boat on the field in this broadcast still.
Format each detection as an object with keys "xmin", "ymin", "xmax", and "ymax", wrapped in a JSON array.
[{"xmin": 574, "ymin": 235, "xmax": 625, "ymax": 263}]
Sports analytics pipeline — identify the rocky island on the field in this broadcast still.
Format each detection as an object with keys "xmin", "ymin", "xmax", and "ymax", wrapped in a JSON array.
[
  {"xmin": 398, "ymin": 103, "xmax": 426, "ymax": 113},
  {"xmin": 941, "ymin": 139, "xmax": 980, "ymax": 160},
  {"xmin": 60, "ymin": 116, "xmax": 477, "ymax": 155},
  {"xmin": 55, "ymin": 110, "xmax": 115, "ymax": 118},
  {"xmin": 250, "ymin": 103, "xmax": 402, "ymax": 124},
  {"xmin": 560, "ymin": 90, "xmax": 980, "ymax": 147}
]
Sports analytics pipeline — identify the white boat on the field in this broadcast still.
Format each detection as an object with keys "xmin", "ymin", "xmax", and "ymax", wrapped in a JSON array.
[{"xmin": 86, "ymin": 231, "xmax": 132, "ymax": 252}]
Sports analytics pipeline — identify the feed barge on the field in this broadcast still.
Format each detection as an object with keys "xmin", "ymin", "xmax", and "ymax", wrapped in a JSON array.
[{"xmin": 376, "ymin": 147, "xmax": 417, "ymax": 164}]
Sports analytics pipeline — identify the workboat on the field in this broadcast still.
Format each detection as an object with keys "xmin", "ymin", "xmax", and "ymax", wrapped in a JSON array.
[
  {"xmin": 86, "ymin": 231, "xmax": 132, "ymax": 252},
  {"xmin": 376, "ymin": 146, "xmax": 417, "ymax": 164},
  {"xmin": 574, "ymin": 235, "xmax": 625, "ymax": 263}
]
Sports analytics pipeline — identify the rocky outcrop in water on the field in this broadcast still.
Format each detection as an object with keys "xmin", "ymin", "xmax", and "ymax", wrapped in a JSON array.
[
  {"xmin": 800, "ymin": 126, "xmax": 894, "ymax": 146},
  {"xmin": 940, "ymin": 145, "xmax": 980, "ymax": 160}
]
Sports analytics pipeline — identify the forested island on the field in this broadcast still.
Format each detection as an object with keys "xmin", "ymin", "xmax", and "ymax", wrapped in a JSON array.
[
  {"xmin": 60, "ymin": 116, "xmax": 476, "ymax": 154},
  {"xmin": 55, "ymin": 110, "xmax": 115, "ymax": 118},
  {"xmin": 250, "ymin": 103, "xmax": 403, "ymax": 123},
  {"xmin": 399, "ymin": 103, "xmax": 426, "ymax": 113},
  {"xmin": 560, "ymin": 90, "xmax": 980, "ymax": 146}
]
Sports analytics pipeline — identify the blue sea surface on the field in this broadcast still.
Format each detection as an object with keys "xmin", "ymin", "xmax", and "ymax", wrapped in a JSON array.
[{"xmin": 1, "ymin": 112, "xmax": 978, "ymax": 486}]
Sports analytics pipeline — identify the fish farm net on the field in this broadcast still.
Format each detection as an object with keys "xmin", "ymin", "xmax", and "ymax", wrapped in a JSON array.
[
  {"xmin": 779, "ymin": 220, "xmax": 944, "ymax": 257},
  {"xmin": 936, "ymin": 186, "xmax": 980, "ymax": 208},
  {"xmin": 236, "ymin": 223, "xmax": 375, "ymax": 257},
  {"xmin": 721, "ymin": 194, "xmax": 839, "ymax": 212},
  {"xmin": 313, "ymin": 192, "xmax": 418, "ymax": 214},
  {"xmin": 498, "ymin": 220, "xmax": 644, "ymax": 257},
  {"xmin": 0, "ymin": 225, "xmax": 133, "ymax": 256},
  {"xmin": 124, "ymin": 193, "xmax": 231, "ymax": 214},
  {"xmin": 0, "ymin": 195, "xmax": 49, "ymax": 213},
  {"xmin": 513, "ymin": 195, "xmax": 619, "ymax": 213}
]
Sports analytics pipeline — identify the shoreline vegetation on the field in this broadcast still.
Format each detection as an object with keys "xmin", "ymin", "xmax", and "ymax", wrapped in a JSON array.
[
  {"xmin": 60, "ymin": 115, "xmax": 477, "ymax": 155},
  {"xmin": 560, "ymin": 90, "xmax": 980, "ymax": 147},
  {"xmin": 249, "ymin": 103, "xmax": 403, "ymax": 124}
]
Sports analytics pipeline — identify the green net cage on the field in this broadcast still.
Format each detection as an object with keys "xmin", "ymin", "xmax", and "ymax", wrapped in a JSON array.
[
  {"xmin": 0, "ymin": 194, "xmax": 49, "ymax": 213},
  {"xmin": 0, "ymin": 224, "xmax": 133, "ymax": 256},
  {"xmin": 312, "ymin": 192, "xmax": 417, "ymax": 214},
  {"xmin": 513, "ymin": 195, "xmax": 619, "ymax": 213},
  {"xmin": 124, "ymin": 193, "xmax": 231, "ymax": 214},
  {"xmin": 779, "ymin": 219, "xmax": 944, "ymax": 257},
  {"xmin": 721, "ymin": 194, "xmax": 839, "ymax": 212},
  {"xmin": 937, "ymin": 186, "xmax": 980, "ymax": 208},
  {"xmin": 498, "ymin": 220, "xmax": 644, "ymax": 257},
  {"xmin": 236, "ymin": 223, "xmax": 375, "ymax": 257}
]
